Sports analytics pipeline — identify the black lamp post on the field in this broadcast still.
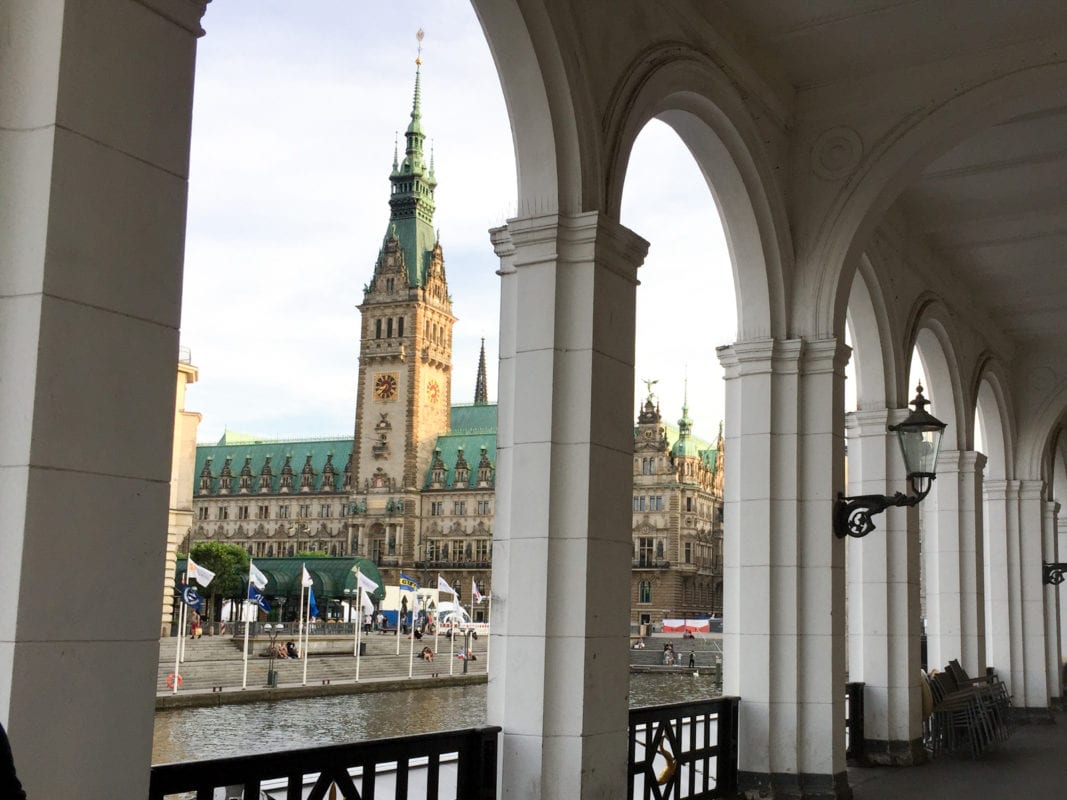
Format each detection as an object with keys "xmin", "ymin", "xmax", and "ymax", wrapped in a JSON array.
[
  {"xmin": 264, "ymin": 623, "xmax": 284, "ymax": 688},
  {"xmin": 834, "ymin": 384, "xmax": 947, "ymax": 539}
]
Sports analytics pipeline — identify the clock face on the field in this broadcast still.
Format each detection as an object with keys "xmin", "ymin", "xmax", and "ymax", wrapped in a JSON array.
[
  {"xmin": 427, "ymin": 379, "xmax": 440, "ymax": 404},
  {"xmin": 374, "ymin": 373, "xmax": 398, "ymax": 401}
]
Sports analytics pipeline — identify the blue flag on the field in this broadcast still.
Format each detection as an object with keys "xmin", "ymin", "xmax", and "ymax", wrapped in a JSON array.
[
  {"xmin": 248, "ymin": 583, "xmax": 271, "ymax": 613},
  {"xmin": 308, "ymin": 586, "xmax": 319, "ymax": 619},
  {"xmin": 181, "ymin": 585, "xmax": 201, "ymax": 608},
  {"xmin": 399, "ymin": 573, "xmax": 419, "ymax": 592}
]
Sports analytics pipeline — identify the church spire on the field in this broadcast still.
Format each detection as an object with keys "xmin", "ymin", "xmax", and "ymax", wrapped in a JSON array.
[
  {"xmin": 383, "ymin": 29, "xmax": 438, "ymax": 289},
  {"xmin": 474, "ymin": 337, "xmax": 488, "ymax": 405}
]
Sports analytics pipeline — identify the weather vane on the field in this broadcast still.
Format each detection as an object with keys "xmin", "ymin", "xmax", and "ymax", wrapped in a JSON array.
[{"xmin": 416, "ymin": 28, "xmax": 424, "ymax": 65}]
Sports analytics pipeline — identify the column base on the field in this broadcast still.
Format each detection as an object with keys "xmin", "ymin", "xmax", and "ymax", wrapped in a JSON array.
[
  {"xmin": 738, "ymin": 770, "xmax": 852, "ymax": 800},
  {"xmin": 858, "ymin": 738, "xmax": 926, "ymax": 766}
]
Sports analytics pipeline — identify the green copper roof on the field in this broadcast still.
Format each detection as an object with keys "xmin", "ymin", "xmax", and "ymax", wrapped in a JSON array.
[
  {"xmin": 450, "ymin": 403, "xmax": 497, "ymax": 433},
  {"xmin": 195, "ymin": 436, "xmax": 353, "ymax": 495},
  {"xmin": 384, "ymin": 59, "xmax": 437, "ymax": 288},
  {"xmin": 424, "ymin": 403, "xmax": 498, "ymax": 489}
]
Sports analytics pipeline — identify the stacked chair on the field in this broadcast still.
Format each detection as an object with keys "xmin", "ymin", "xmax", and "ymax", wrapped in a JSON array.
[{"xmin": 923, "ymin": 660, "xmax": 1013, "ymax": 758}]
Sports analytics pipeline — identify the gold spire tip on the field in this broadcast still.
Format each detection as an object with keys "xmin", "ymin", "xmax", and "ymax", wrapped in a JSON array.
[{"xmin": 416, "ymin": 28, "xmax": 425, "ymax": 65}]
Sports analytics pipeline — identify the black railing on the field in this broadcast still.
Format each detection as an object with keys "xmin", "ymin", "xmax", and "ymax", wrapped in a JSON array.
[
  {"xmin": 845, "ymin": 681, "xmax": 865, "ymax": 765},
  {"xmin": 628, "ymin": 696, "xmax": 739, "ymax": 799},
  {"xmin": 413, "ymin": 560, "xmax": 492, "ymax": 570},
  {"xmin": 149, "ymin": 726, "xmax": 500, "ymax": 800}
]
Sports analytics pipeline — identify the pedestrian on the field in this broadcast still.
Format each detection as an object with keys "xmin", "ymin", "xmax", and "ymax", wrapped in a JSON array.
[
  {"xmin": 363, "ymin": 612, "xmax": 372, "ymax": 634},
  {"xmin": 688, "ymin": 651, "xmax": 696, "ymax": 669}
]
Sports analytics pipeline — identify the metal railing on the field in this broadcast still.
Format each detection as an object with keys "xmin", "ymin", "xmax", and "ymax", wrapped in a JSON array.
[
  {"xmin": 628, "ymin": 696, "xmax": 739, "ymax": 799},
  {"xmin": 150, "ymin": 726, "xmax": 500, "ymax": 800},
  {"xmin": 845, "ymin": 681, "xmax": 865, "ymax": 765},
  {"xmin": 633, "ymin": 558, "xmax": 671, "ymax": 568}
]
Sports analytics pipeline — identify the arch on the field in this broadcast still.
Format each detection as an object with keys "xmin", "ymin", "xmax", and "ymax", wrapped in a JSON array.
[
  {"xmin": 1017, "ymin": 375, "xmax": 1067, "ymax": 479},
  {"xmin": 972, "ymin": 357, "xmax": 1016, "ymax": 481},
  {"xmin": 801, "ymin": 61, "xmax": 1067, "ymax": 340},
  {"xmin": 845, "ymin": 255, "xmax": 899, "ymax": 410},
  {"xmin": 471, "ymin": 0, "xmax": 583, "ymax": 215},
  {"xmin": 601, "ymin": 45, "xmax": 791, "ymax": 341},
  {"xmin": 905, "ymin": 298, "xmax": 967, "ymax": 450}
]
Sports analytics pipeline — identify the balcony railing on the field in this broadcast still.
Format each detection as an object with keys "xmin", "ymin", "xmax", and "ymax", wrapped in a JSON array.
[
  {"xmin": 633, "ymin": 558, "xmax": 671, "ymax": 569},
  {"xmin": 414, "ymin": 559, "xmax": 491, "ymax": 570},
  {"xmin": 628, "ymin": 696, "xmax": 739, "ymax": 799},
  {"xmin": 149, "ymin": 726, "xmax": 500, "ymax": 800}
]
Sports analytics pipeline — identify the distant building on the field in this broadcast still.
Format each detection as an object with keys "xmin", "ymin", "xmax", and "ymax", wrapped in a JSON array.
[{"xmin": 187, "ymin": 58, "xmax": 722, "ymax": 626}]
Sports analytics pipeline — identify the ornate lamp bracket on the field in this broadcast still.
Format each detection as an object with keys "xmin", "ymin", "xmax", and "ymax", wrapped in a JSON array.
[
  {"xmin": 834, "ymin": 489, "xmax": 920, "ymax": 539},
  {"xmin": 1043, "ymin": 562, "xmax": 1067, "ymax": 585}
]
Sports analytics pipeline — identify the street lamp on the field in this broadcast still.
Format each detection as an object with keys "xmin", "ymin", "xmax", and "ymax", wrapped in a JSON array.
[
  {"xmin": 264, "ymin": 623, "xmax": 284, "ymax": 688},
  {"xmin": 834, "ymin": 384, "xmax": 947, "ymax": 539}
]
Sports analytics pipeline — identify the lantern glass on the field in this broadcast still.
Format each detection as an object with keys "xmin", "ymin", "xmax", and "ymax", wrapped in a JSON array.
[{"xmin": 897, "ymin": 425, "xmax": 943, "ymax": 476}]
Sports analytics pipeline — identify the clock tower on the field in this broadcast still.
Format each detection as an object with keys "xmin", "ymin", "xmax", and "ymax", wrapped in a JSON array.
[{"xmin": 351, "ymin": 40, "xmax": 455, "ymax": 571}]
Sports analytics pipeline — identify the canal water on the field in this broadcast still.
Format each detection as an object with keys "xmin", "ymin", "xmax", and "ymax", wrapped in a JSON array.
[{"xmin": 153, "ymin": 672, "xmax": 721, "ymax": 764}]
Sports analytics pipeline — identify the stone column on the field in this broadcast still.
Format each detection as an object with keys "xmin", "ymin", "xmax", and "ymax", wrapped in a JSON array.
[
  {"xmin": 488, "ymin": 212, "xmax": 648, "ymax": 799},
  {"xmin": 0, "ymin": 1, "xmax": 205, "ymax": 797},
  {"xmin": 1059, "ymin": 506, "xmax": 1067, "ymax": 670},
  {"xmin": 983, "ymin": 480, "xmax": 1017, "ymax": 689},
  {"xmin": 718, "ymin": 337, "xmax": 850, "ymax": 798},
  {"xmin": 1018, "ymin": 481, "xmax": 1050, "ymax": 711},
  {"xmin": 1042, "ymin": 500, "xmax": 1062, "ymax": 704},
  {"xmin": 845, "ymin": 408, "xmax": 923, "ymax": 764},
  {"xmin": 924, "ymin": 451, "xmax": 987, "ymax": 674}
]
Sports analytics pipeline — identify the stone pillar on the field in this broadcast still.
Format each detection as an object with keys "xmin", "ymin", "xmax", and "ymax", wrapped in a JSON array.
[
  {"xmin": 1059, "ymin": 506, "xmax": 1067, "ymax": 671},
  {"xmin": 488, "ymin": 213, "xmax": 648, "ymax": 799},
  {"xmin": 983, "ymin": 481, "xmax": 1017, "ymax": 689},
  {"xmin": 924, "ymin": 451, "xmax": 986, "ymax": 674},
  {"xmin": 1042, "ymin": 500, "xmax": 1062, "ymax": 704},
  {"xmin": 1018, "ymin": 481, "xmax": 1050, "ymax": 711},
  {"xmin": 718, "ymin": 337, "xmax": 849, "ymax": 798},
  {"xmin": 845, "ymin": 408, "xmax": 923, "ymax": 764},
  {"xmin": 0, "ymin": 1, "xmax": 205, "ymax": 796}
]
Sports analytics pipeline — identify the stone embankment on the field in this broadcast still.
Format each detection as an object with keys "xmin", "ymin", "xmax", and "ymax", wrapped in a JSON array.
[{"xmin": 157, "ymin": 634, "xmax": 487, "ymax": 709}]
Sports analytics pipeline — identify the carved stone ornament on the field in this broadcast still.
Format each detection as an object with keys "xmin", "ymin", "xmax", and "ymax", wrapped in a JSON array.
[{"xmin": 811, "ymin": 126, "xmax": 862, "ymax": 180}]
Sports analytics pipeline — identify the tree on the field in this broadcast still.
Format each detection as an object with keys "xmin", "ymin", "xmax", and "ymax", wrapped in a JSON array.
[{"xmin": 189, "ymin": 541, "xmax": 250, "ymax": 611}]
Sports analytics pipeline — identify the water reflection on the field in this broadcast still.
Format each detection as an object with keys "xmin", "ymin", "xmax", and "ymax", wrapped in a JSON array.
[{"xmin": 153, "ymin": 672, "xmax": 721, "ymax": 764}]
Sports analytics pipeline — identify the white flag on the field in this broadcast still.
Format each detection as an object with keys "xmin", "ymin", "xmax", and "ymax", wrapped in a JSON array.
[
  {"xmin": 437, "ymin": 575, "xmax": 455, "ymax": 595},
  {"xmin": 360, "ymin": 591, "xmax": 375, "ymax": 614},
  {"xmin": 413, "ymin": 591, "xmax": 421, "ymax": 615},
  {"xmin": 187, "ymin": 557, "xmax": 215, "ymax": 588},
  {"xmin": 472, "ymin": 579, "xmax": 483, "ymax": 604},
  {"xmin": 357, "ymin": 571, "xmax": 380, "ymax": 595},
  {"xmin": 249, "ymin": 561, "xmax": 268, "ymax": 590},
  {"xmin": 301, "ymin": 564, "xmax": 313, "ymax": 588}
]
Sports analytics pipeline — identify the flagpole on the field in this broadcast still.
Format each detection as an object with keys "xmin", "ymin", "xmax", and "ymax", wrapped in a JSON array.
[
  {"xmin": 242, "ymin": 561, "xmax": 253, "ymax": 690},
  {"xmin": 172, "ymin": 573, "xmax": 185, "ymax": 694},
  {"xmin": 297, "ymin": 568, "xmax": 306, "ymax": 646},
  {"xmin": 449, "ymin": 617, "xmax": 455, "ymax": 675},
  {"xmin": 485, "ymin": 595, "xmax": 492, "ymax": 671},
  {"xmin": 396, "ymin": 581, "xmax": 402, "ymax": 656},
  {"xmin": 408, "ymin": 596, "xmax": 417, "ymax": 679},
  {"xmin": 355, "ymin": 585, "xmax": 363, "ymax": 682},
  {"xmin": 178, "ymin": 573, "xmax": 188, "ymax": 664},
  {"xmin": 302, "ymin": 585, "xmax": 310, "ymax": 686}
]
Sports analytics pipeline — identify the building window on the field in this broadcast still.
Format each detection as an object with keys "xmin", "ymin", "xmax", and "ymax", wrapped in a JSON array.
[
  {"xmin": 431, "ymin": 501, "xmax": 443, "ymax": 516},
  {"xmin": 375, "ymin": 318, "xmax": 382, "ymax": 339},
  {"xmin": 257, "ymin": 505, "xmax": 269, "ymax": 519},
  {"xmin": 684, "ymin": 543, "xmax": 692, "ymax": 564},
  {"xmin": 397, "ymin": 316, "xmax": 404, "ymax": 337},
  {"xmin": 638, "ymin": 537, "xmax": 653, "ymax": 566},
  {"xmin": 686, "ymin": 497, "xmax": 693, "ymax": 512},
  {"xmin": 320, "ymin": 504, "xmax": 331, "ymax": 518},
  {"xmin": 477, "ymin": 499, "xmax": 491, "ymax": 515},
  {"xmin": 237, "ymin": 506, "xmax": 249, "ymax": 520},
  {"xmin": 453, "ymin": 500, "xmax": 465, "ymax": 515},
  {"xmin": 452, "ymin": 539, "xmax": 464, "ymax": 560},
  {"xmin": 278, "ymin": 505, "xmax": 290, "ymax": 519},
  {"xmin": 217, "ymin": 506, "xmax": 229, "ymax": 520},
  {"xmin": 299, "ymin": 504, "xmax": 311, "ymax": 518},
  {"xmin": 387, "ymin": 318, "xmax": 393, "ymax": 338},
  {"xmin": 639, "ymin": 580, "xmax": 652, "ymax": 604},
  {"xmin": 197, "ymin": 507, "xmax": 208, "ymax": 520},
  {"xmin": 475, "ymin": 539, "xmax": 489, "ymax": 561}
]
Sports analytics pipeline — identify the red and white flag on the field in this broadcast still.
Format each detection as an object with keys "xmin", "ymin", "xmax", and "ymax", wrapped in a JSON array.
[{"xmin": 472, "ymin": 579, "xmax": 483, "ymax": 604}]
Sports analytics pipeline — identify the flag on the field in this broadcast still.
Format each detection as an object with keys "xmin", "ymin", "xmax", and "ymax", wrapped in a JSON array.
[
  {"xmin": 248, "ymin": 584, "xmax": 270, "ymax": 613},
  {"xmin": 472, "ymin": 579, "xmax": 483, "ymax": 604},
  {"xmin": 249, "ymin": 561, "xmax": 268, "ymax": 590},
  {"xmin": 181, "ymin": 585, "xmax": 202, "ymax": 608},
  {"xmin": 413, "ymin": 591, "xmax": 421, "ymax": 616},
  {"xmin": 437, "ymin": 575, "xmax": 455, "ymax": 595},
  {"xmin": 301, "ymin": 564, "xmax": 313, "ymax": 588},
  {"xmin": 360, "ymin": 591, "xmax": 375, "ymax": 615},
  {"xmin": 308, "ymin": 586, "xmax": 319, "ymax": 619},
  {"xmin": 399, "ymin": 573, "xmax": 419, "ymax": 592},
  {"xmin": 357, "ymin": 571, "xmax": 380, "ymax": 595},
  {"xmin": 187, "ymin": 557, "xmax": 216, "ymax": 587}
]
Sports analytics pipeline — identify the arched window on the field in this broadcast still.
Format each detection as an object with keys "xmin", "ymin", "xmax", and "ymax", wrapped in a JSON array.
[
  {"xmin": 397, "ymin": 316, "xmax": 404, "ymax": 337},
  {"xmin": 639, "ymin": 581, "xmax": 652, "ymax": 604},
  {"xmin": 375, "ymin": 319, "xmax": 382, "ymax": 339},
  {"xmin": 387, "ymin": 318, "xmax": 393, "ymax": 338}
]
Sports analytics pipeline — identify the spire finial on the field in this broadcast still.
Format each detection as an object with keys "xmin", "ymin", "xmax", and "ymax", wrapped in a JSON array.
[
  {"xmin": 392, "ymin": 132, "xmax": 399, "ymax": 172},
  {"xmin": 474, "ymin": 337, "xmax": 489, "ymax": 405},
  {"xmin": 416, "ymin": 28, "xmax": 424, "ymax": 65}
]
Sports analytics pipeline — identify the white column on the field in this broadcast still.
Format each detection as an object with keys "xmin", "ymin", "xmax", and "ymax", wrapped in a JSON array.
[
  {"xmin": 718, "ymin": 337, "xmax": 850, "ymax": 798},
  {"xmin": 845, "ymin": 408, "xmax": 922, "ymax": 764},
  {"xmin": 983, "ymin": 481, "xmax": 1015, "ymax": 687},
  {"xmin": 1059, "ymin": 506, "xmax": 1067, "ymax": 670},
  {"xmin": 924, "ymin": 451, "xmax": 986, "ymax": 674},
  {"xmin": 1042, "ymin": 500, "xmax": 1062, "ymax": 703},
  {"xmin": 488, "ymin": 213, "xmax": 648, "ymax": 799},
  {"xmin": 1018, "ymin": 481, "xmax": 1050, "ymax": 711},
  {"xmin": 0, "ymin": 1, "xmax": 205, "ymax": 797}
]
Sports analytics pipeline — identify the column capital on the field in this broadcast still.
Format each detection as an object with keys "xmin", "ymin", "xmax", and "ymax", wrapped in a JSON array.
[
  {"xmin": 1045, "ymin": 500, "xmax": 1061, "ymax": 516},
  {"xmin": 716, "ymin": 337, "xmax": 802, "ymax": 378},
  {"xmin": 1018, "ymin": 479, "xmax": 1045, "ymax": 501},
  {"xmin": 845, "ymin": 407, "xmax": 910, "ymax": 437},
  {"xmin": 799, "ymin": 336, "xmax": 851, "ymax": 375},
  {"xmin": 134, "ymin": 0, "xmax": 210, "ymax": 37},
  {"xmin": 936, "ymin": 449, "xmax": 987, "ymax": 475},
  {"xmin": 490, "ymin": 212, "xmax": 648, "ymax": 284}
]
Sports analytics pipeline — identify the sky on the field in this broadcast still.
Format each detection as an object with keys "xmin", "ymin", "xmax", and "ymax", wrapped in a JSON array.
[{"xmin": 182, "ymin": 1, "xmax": 735, "ymax": 446}]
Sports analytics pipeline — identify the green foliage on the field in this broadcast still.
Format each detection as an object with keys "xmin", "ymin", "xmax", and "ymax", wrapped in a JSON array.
[
  {"xmin": 295, "ymin": 551, "xmax": 329, "ymax": 558},
  {"xmin": 189, "ymin": 541, "xmax": 249, "ymax": 600}
]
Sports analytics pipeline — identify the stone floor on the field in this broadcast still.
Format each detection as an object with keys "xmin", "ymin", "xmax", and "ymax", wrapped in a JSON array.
[{"xmin": 849, "ymin": 712, "xmax": 1067, "ymax": 799}]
